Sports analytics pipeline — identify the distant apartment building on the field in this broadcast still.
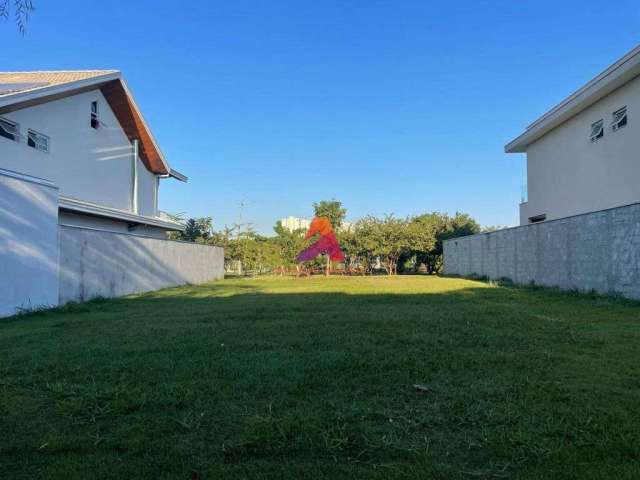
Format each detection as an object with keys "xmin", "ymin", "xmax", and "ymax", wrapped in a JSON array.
[
  {"xmin": 280, "ymin": 216, "xmax": 354, "ymax": 232},
  {"xmin": 280, "ymin": 216, "xmax": 311, "ymax": 232},
  {"xmin": 506, "ymin": 45, "xmax": 640, "ymax": 225}
]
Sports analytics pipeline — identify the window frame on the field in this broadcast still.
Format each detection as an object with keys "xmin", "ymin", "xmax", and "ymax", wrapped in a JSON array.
[
  {"xmin": 590, "ymin": 119, "xmax": 604, "ymax": 142},
  {"xmin": 27, "ymin": 129, "xmax": 50, "ymax": 153},
  {"xmin": 611, "ymin": 106, "xmax": 627, "ymax": 131},
  {"xmin": 90, "ymin": 100, "xmax": 99, "ymax": 129},
  {"xmin": 0, "ymin": 116, "xmax": 20, "ymax": 142}
]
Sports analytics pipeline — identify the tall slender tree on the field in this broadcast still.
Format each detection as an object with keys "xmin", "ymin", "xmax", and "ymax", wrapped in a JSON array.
[{"xmin": 312, "ymin": 199, "xmax": 347, "ymax": 275}]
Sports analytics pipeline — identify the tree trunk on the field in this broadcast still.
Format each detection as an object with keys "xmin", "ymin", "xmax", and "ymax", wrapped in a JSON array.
[{"xmin": 325, "ymin": 255, "xmax": 330, "ymax": 277}]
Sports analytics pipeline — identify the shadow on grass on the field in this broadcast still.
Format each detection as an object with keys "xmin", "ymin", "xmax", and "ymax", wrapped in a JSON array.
[
  {"xmin": 1, "ymin": 279, "xmax": 639, "ymax": 478},
  {"xmin": 4, "ymin": 276, "xmax": 639, "ymax": 329}
]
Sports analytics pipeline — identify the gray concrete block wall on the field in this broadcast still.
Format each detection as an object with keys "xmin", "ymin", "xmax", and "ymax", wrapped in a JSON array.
[
  {"xmin": 59, "ymin": 225, "xmax": 225, "ymax": 305},
  {"xmin": 443, "ymin": 203, "xmax": 640, "ymax": 300}
]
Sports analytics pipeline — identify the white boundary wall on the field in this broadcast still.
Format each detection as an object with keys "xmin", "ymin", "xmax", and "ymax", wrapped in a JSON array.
[
  {"xmin": 443, "ymin": 203, "xmax": 640, "ymax": 300},
  {"xmin": 0, "ymin": 167, "xmax": 224, "ymax": 317},
  {"xmin": 58, "ymin": 226, "xmax": 224, "ymax": 305},
  {"xmin": 0, "ymin": 169, "xmax": 60, "ymax": 316}
]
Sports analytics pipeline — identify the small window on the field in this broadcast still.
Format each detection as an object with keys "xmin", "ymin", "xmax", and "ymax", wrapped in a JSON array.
[
  {"xmin": 90, "ymin": 101, "xmax": 99, "ymax": 129},
  {"xmin": 612, "ymin": 106, "xmax": 627, "ymax": 131},
  {"xmin": 590, "ymin": 119, "xmax": 604, "ymax": 142},
  {"xmin": 0, "ymin": 117, "xmax": 19, "ymax": 142},
  {"xmin": 529, "ymin": 214, "xmax": 546, "ymax": 223},
  {"xmin": 27, "ymin": 129, "xmax": 49, "ymax": 153}
]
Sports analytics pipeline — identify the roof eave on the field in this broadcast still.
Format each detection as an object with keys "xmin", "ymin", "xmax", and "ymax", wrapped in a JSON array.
[
  {"xmin": 118, "ymin": 78, "xmax": 172, "ymax": 175},
  {"xmin": 59, "ymin": 196, "xmax": 186, "ymax": 232},
  {"xmin": 505, "ymin": 43, "xmax": 640, "ymax": 154}
]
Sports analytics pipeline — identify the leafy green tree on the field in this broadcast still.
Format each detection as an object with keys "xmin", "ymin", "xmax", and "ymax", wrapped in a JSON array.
[
  {"xmin": 235, "ymin": 235, "xmax": 281, "ymax": 274},
  {"xmin": 273, "ymin": 221, "xmax": 307, "ymax": 267},
  {"xmin": 166, "ymin": 208, "xmax": 481, "ymax": 278},
  {"xmin": 312, "ymin": 199, "xmax": 348, "ymax": 274},
  {"xmin": 207, "ymin": 226, "xmax": 236, "ymax": 267},
  {"xmin": 208, "ymin": 223, "xmax": 285, "ymax": 275},
  {"xmin": 404, "ymin": 215, "xmax": 438, "ymax": 272},
  {"xmin": 354, "ymin": 215, "xmax": 409, "ymax": 275},
  {"xmin": 338, "ymin": 227, "xmax": 360, "ymax": 272},
  {"xmin": 175, "ymin": 217, "xmax": 213, "ymax": 242},
  {"xmin": 313, "ymin": 199, "xmax": 347, "ymax": 229},
  {"xmin": 376, "ymin": 215, "xmax": 412, "ymax": 275},
  {"xmin": 411, "ymin": 212, "xmax": 480, "ymax": 274}
]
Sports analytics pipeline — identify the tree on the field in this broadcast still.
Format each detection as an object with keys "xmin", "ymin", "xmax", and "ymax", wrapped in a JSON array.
[
  {"xmin": 312, "ymin": 199, "xmax": 347, "ymax": 274},
  {"xmin": 410, "ymin": 213, "xmax": 449, "ymax": 274},
  {"xmin": 165, "ymin": 208, "xmax": 480, "ymax": 278},
  {"xmin": 273, "ymin": 220, "xmax": 307, "ymax": 267},
  {"xmin": 376, "ymin": 215, "xmax": 412, "ymax": 275},
  {"xmin": 354, "ymin": 215, "xmax": 409, "ymax": 275},
  {"xmin": 313, "ymin": 199, "xmax": 346, "ymax": 230},
  {"xmin": 407, "ymin": 215, "xmax": 438, "ymax": 269},
  {"xmin": 412, "ymin": 212, "xmax": 480, "ymax": 274},
  {"xmin": 1, "ymin": 0, "xmax": 35, "ymax": 33},
  {"xmin": 177, "ymin": 217, "xmax": 214, "ymax": 242},
  {"xmin": 339, "ymin": 227, "xmax": 363, "ymax": 273}
]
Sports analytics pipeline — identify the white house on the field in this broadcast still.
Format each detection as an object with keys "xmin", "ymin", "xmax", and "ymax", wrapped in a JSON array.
[
  {"xmin": 0, "ymin": 71, "xmax": 225, "ymax": 317},
  {"xmin": 0, "ymin": 70, "xmax": 186, "ymax": 237},
  {"xmin": 506, "ymin": 45, "xmax": 640, "ymax": 225}
]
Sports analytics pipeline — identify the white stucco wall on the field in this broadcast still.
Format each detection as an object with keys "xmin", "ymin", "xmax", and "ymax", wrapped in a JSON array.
[
  {"xmin": 0, "ymin": 89, "xmax": 158, "ymax": 216},
  {"xmin": 522, "ymin": 75, "xmax": 640, "ymax": 224},
  {"xmin": 0, "ymin": 168, "xmax": 59, "ymax": 317},
  {"xmin": 136, "ymin": 155, "xmax": 158, "ymax": 217}
]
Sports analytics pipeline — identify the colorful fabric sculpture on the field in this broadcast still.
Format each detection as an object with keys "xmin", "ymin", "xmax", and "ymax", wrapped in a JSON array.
[{"xmin": 296, "ymin": 216, "xmax": 345, "ymax": 262}]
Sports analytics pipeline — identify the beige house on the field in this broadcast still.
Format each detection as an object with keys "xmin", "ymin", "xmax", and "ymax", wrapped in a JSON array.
[{"xmin": 506, "ymin": 45, "xmax": 640, "ymax": 225}]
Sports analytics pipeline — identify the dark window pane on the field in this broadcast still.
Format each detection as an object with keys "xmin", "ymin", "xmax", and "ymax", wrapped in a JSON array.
[{"xmin": 0, "ymin": 124, "xmax": 15, "ymax": 141}]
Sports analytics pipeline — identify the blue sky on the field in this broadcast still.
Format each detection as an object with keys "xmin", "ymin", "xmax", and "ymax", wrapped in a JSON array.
[{"xmin": 3, "ymin": 1, "xmax": 640, "ymax": 233}]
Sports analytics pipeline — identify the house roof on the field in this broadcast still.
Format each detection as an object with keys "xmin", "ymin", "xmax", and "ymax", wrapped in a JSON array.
[
  {"xmin": 505, "ymin": 44, "xmax": 640, "ymax": 153},
  {"xmin": 0, "ymin": 70, "xmax": 118, "ymax": 96},
  {"xmin": 0, "ymin": 70, "xmax": 186, "ymax": 181}
]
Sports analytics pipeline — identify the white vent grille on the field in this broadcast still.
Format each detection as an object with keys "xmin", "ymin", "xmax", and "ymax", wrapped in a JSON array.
[{"xmin": 27, "ymin": 129, "xmax": 49, "ymax": 153}]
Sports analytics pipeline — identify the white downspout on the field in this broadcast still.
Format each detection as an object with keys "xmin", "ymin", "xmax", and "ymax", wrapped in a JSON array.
[
  {"xmin": 132, "ymin": 139, "xmax": 139, "ymax": 214},
  {"xmin": 154, "ymin": 176, "xmax": 159, "ymax": 217}
]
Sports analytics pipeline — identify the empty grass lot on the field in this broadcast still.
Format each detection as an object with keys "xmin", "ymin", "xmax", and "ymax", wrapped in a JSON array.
[{"xmin": 1, "ymin": 276, "xmax": 639, "ymax": 479}]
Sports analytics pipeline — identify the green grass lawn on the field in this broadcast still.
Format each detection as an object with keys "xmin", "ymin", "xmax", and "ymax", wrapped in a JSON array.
[{"xmin": 1, "ymin": 276, "xmax": 639, "ymax": 479}]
